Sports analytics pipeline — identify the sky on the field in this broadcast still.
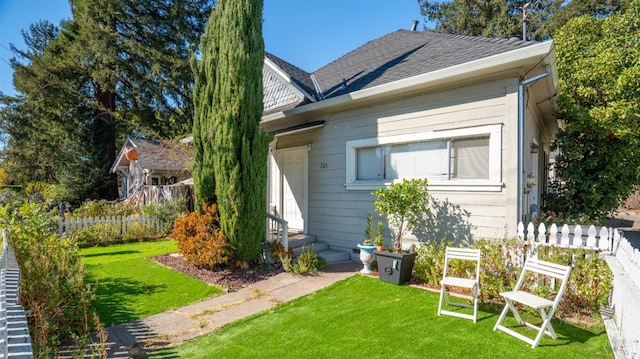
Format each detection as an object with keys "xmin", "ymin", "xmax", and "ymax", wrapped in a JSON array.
[{"xmin": 0, "ymin": 0, "xmax": 424, "ymax": 97}]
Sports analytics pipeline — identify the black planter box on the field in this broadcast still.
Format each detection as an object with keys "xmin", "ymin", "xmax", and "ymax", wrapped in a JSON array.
[{"xmin": 373, "ymin": 250, "xmax": 417, "ymax": 285}]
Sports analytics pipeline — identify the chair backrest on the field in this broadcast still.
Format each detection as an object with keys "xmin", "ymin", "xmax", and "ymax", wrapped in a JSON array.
[
  {"xmin": 514, "ymin": 258, "xmax": 572, "ymax": 303},
  {"xmin": 443, "ymin": 247, "xmax": 481, "ymax": 279}
]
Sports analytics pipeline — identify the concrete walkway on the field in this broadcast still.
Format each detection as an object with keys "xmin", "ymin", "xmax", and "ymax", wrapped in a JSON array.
[{"xmin": 59, "ymin": 262, "xmax": 360, "ymax": 358}]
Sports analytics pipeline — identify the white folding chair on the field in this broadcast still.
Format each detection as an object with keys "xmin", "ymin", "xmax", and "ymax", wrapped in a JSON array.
[
  {"xmin": 493, "ymin": 257, "xmax": 572, "ymax": 348},
  {"xmin": 437, "ymin": 247, "xmax": 481, "ymax": 323}
]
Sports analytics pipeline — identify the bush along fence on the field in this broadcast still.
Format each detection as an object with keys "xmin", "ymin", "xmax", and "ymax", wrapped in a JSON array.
[
  {"xmin": 57, "ymin": 214, "xmax": 166, "ymax": 245},
  {"xmin": 0, "ymin": 230, "xmax": 33, "ymax": 359},
  {"xmin": 517, "ymin": 221, "xmax": 639, "ymax": 358}
]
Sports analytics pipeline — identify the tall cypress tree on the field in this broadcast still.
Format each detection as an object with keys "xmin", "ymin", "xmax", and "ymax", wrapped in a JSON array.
[
  {"xmin": 193, "ymin": 0, "xmax": 271, "ymax": 264},
  {"xmin": 192, "ymin": 10, "xmax": 218, "ymax": 210}
]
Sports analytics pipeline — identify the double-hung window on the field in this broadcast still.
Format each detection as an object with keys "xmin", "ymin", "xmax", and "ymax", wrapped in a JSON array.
[{"xmin": 346, "ymin": 124, "xmax": 502, "ymax": 191}]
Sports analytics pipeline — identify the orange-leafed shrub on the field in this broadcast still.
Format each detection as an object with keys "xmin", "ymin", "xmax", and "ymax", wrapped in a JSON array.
[{"xmin": 170, "ymin": 204, "xmax": 230, "ymax": 269}]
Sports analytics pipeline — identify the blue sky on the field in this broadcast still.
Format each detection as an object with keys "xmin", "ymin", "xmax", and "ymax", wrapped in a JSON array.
[{"xmin": 0, "ymin": 0, "xmax": 423, "ymax": 97}]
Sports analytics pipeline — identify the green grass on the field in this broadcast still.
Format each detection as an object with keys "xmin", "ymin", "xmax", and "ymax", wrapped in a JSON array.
[
  {"xmin": 148, "ymin": 275, "xmax": 613, "ymax": 359},
  {"xmin": 82, "ymin": 240, "xmax": 221, "ymax": 327}
]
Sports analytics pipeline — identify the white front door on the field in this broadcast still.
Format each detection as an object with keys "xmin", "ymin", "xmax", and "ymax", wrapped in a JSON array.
[{"xmin": 278, "ymin": 147, "xmax": 308, "ymax": 232}]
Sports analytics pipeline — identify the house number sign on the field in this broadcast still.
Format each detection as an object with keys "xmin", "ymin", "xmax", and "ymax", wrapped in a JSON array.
[{"xmin": 320, "ymin": 162, "xmax": 328, "ymax": 169}]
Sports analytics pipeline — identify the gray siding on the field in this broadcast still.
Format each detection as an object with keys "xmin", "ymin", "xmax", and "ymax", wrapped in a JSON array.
[{"xmin": 275, "ymin": 77, "xmax": 534, "ymax": 250}]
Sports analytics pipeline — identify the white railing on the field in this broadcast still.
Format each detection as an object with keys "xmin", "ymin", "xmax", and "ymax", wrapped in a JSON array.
[
  {"xmin": 266, "ymin": 213, "xmax": 288, "ymax": 251},
  {"xmin": 1, "ymin": 235, "xmax": 6, "ymax": 359},
  {"xmin": 614, "ymin": 235, "xmax": 640, "ymax": 289},
  {"xmin": 516, "ymin": 222, "xmax": 620, "ymax": 253},
  {"xmin": 605, "ymin": 235, "xmax": 640, "ymax": 358},
  {"xmin": 57, "ymin": 214, "xmax": 164, "ymax": 237}
]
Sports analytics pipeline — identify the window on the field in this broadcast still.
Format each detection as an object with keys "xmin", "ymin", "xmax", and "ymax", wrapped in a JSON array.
[{"xmin": 346, "ymin": 124, "xmax": 502, "ymax": 191}]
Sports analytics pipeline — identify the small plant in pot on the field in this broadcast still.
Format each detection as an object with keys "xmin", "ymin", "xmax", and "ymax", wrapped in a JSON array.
[
  {"xmin": 372, "ymin": 178, "xmax": 430, "ymax": 285},
  {"xmin": 373, "ymin": 221, "xmax": 385, "ymax": 251},
  {"xmin": 357, "ymin": 215, "xmax": 378, "ymax": 274}
]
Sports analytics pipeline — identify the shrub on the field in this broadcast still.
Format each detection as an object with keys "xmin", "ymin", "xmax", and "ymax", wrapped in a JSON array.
[
  {"xmin": 537, "ymin": 246, "xmax": 613, "ymax": 317},
  {"xmin": 123, "ymin": 221, "xmax": 165, "ymax": 243},
  {"xmin": 170, "ymin": 204, "xmax": 230, "ymax": 269},
  {"xmin": 0, "ymin": 187, "xmax": 26, "ymax": 208},
  {"xmin": 473, "ymin": 238, "xmax": 523, "ymax": 301},
  {"xmin": 139, "ymin": 195, "xmax": 187, "ymax": 234},
  {"xmin": 68, "ymin": 222, "xmax": 122, "ymax": 247},
  {"xmin": 0, "ymin": 202, "xmax": 98, "ymax": 357},
  {"xmin": 413, "ymin": 240, "xmax": 449, "ymax": 287},
  {"xmin": 267, "ymin": 240, "xmax": 293, "ymax": 266},
  {"xmin": 281, "ymin": 247, "xmax": 326, "ymax": 275},
  {"xmin": 72, "ymin": 199, "xmax": 136, "ymax": 217}
]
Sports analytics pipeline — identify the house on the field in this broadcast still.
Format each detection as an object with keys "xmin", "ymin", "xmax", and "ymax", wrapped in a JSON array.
[
  {"xmin": 110, "ymin": 136, "xmax": 194, "ymax": 206},
  {"xmin": 261, "ymin": 29, "xmax": 558, "ymax": 254}
]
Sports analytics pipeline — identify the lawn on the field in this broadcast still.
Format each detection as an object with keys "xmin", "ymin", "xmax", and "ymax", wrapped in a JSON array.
[
  {"xmin": 148, "ymin": 275, "xmax": 613, "ymax": 359},
  {"xmin": 81, "ymin": 240, "xmax": 221, "ymax": 327}
]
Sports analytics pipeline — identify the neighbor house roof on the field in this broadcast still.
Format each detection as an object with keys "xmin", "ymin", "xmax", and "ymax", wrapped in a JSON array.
[{"xmin": 110, "ymin": 137, "xmax": 193, "ymax": 174}]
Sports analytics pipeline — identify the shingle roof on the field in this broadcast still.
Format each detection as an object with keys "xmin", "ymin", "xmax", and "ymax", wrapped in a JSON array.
[
  {"xmin": 111, "ymin": 137, "xmax": 193, "ymax": 173},
  {"xmin": 265, "ymin": 52, "xmax": 316, "ymax": 99},
  {"xmin": 312, "ymin": 30, "xmax": 534, "ymax": 99}
]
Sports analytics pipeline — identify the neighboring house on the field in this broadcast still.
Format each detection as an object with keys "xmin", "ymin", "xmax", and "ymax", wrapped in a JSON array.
[
  {"xmin": 261, "ymin": 29, "xmax": 559, "ymax": 252},
  {"xmin": 110, "ymin": 137, "xmax": 193, "ymax": 206}
]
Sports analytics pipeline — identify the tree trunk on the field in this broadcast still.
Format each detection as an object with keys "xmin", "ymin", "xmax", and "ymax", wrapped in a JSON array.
[{"xmin": 94, "ymin": 90, "xmax": 119, "ymax": 200}]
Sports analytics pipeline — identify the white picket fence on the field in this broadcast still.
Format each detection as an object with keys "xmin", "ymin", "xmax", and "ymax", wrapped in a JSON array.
[
  {"xmin": 58, "ymin": 214, "xmax": 164, "ymax": 238},
  {"xmin": 0, "ymin": 230, "xmax": 33, "ymax": 358},
  {"xmin": 516, "ymin": 221, "xmax": 621, "ymax": 253}
]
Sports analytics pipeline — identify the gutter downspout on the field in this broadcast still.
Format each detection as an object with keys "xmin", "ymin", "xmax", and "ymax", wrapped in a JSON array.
[{"xmin": 518, "ymin": 69, "xmax": 549, "ymax": 223}]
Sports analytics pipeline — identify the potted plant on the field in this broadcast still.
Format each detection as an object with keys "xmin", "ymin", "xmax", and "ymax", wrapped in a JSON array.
[
  {"xmin": 357, "ymin": 215, "xmax": 378, "ymax": 274},
  {"xmin": 372, "ymin": 178, "xmax": 430, "ymax": 285}
]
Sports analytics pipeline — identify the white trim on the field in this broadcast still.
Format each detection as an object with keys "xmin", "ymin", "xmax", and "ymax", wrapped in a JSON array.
[
  {"xmin": 264, "ymin": 57, "xmax": 316, "ymax": 102},
  {"xmin": 275, "ymin": 146, "xmax": 309, "ymax": 233},
  {"xmin": 345, "ymin": 124, "xmax": 503, "ymax": 192}
]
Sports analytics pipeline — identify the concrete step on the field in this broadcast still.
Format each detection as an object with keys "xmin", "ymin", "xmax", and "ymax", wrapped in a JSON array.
[
  {"xmin": 282, "ymin": 234, "xmax": 352, "ymax": 265},
  {"xmin": 316, "ymin": 249, "xmax": 352, "ymax": 264},
  {"xmin": 293, "ymin": 242, "xmax": 329, "ymax": 257},
  {"xmin": 288, "ymin": 233, "xmax": 317, "ymax": 247}
]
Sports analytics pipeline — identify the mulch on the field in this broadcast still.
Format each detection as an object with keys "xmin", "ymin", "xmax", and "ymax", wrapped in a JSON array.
[{"xmin": 152, "ymin": 253, "xmax": 284, "ymax": 292}]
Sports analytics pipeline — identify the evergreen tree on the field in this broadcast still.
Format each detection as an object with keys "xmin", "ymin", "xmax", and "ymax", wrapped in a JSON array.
[
  {"xmin": 193, "ymin": 0, "xmax": 271, "ymax": 264},
  {"xmin": 419, "ymin": 0, "xmax": 626, "ymax": 41},
  {"xmin": 1, "ymin": 20, "xmax": 103, "ymax": 201},
  {"xmin": 192, "ymin": 10, "xmax": 218, "ymax": 210},
  {"xmin": 0, "ymin": 0, "xmax": 215, "ymax": 202}
]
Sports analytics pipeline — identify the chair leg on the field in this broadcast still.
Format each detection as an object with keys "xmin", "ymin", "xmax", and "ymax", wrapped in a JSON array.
[
  {"xmin": 493, "ymin": 303, "xmax": 511, "ymax": 331},
  {"xmin": 506, "ymin": 299, "xmax": 525, "ymax": 325},
  {"xmin": 472, "ymin": 284, "xmax": 478, "ymax": 323},
  {"xmin": 437, "ymin": 285, "xmax": 445, "ymax": 316},
  {"xmin": 538, "ymin": 308, "xmax": 557, "ymax": 339}
]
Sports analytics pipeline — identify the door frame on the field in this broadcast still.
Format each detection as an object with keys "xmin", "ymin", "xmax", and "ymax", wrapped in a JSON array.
[{"xmin": 269, "ymin": 145, "xmax": 309, "ymax": 234}]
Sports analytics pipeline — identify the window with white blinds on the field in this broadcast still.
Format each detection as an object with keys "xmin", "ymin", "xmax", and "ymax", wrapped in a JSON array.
[{"xmin": 346, "ymin": 124, "xmax": 502, "ymax": 191}]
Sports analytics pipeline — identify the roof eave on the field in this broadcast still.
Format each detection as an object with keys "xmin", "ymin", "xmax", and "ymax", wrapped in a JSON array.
[
  {"xmin": 262, "ymin": 41, "xmax": 556, "ymax": 124},
  {"xmin": 264, "ymin": 57, "xmax": 316, "ymax": 103}
]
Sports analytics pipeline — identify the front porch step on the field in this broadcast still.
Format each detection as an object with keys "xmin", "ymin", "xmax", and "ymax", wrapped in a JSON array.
[
  {"xmin": 285, "ymin": 234, "xmax": 352, "ymax": 264},
  {"xmin": 316, "ymin": 249, "xmax": 352, "ymax": 264}
]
